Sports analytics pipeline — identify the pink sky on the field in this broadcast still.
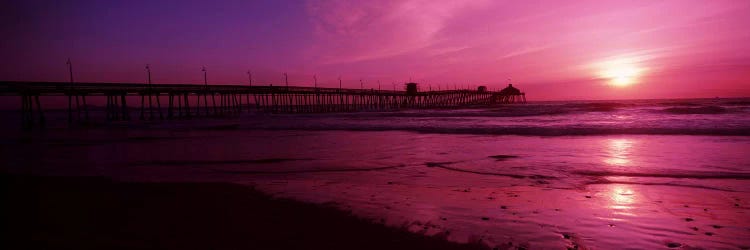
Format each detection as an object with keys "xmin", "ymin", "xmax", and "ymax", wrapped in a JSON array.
[{"xmin": 2, "ymin": 0, "xmax": 749, "ymax": 100}]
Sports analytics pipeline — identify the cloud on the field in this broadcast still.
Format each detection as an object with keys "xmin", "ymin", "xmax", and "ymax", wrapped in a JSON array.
[
  {"xmin": 498, "ymin": 46, "xmax": 551, "ymax": 60},
  {"xmin": 305, "ymin": 0, "xmax": 490, "ymax": 64}
]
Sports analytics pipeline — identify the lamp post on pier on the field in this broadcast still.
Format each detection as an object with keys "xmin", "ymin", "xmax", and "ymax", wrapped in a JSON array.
[
  {"xmin": 284, "ymin": 72, "xmax": 288, "ymax": 90},
  {"xmin": 247, "ymin": 70, "xmax": 253, "ymax": 87},
  {"xmin": 67, "ymin": 58, "xmax": 74, "ymax": 87},
  {"xmin": 202, "ymin": 66, "xmax": 207, "ymax": 87},
  {"xmin": 146, "ymin": 64, "xmax": 152, "ymax": 87}
]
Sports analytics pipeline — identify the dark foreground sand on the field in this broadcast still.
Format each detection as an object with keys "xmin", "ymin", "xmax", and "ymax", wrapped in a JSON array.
[{"xmin": 1, "ymin": 174, "xmax": 492, "ymax": 250}]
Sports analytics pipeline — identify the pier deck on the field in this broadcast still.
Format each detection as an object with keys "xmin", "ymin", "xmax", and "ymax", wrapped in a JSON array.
[{"xmin": 0, "ymin": 81, "xmax": 526, "ymax": 128}]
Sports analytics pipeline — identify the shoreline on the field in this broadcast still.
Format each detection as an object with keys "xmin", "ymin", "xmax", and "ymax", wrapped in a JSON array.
[
  {"xmin": 1, "ymin": 174, "xmax": 492, "ymax": 250},
  {"xmin": 1, "ymin": 128, "xmax": 749, "ymax": 249}
]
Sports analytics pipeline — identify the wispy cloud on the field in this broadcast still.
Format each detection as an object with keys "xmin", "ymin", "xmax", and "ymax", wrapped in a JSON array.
[
  {"xmin": 3, "ymin": 0, "xmax": 749, "ymax": 99},
  {"xmin": 305, "ymin": 0, "xmax": 490, "ymax": 64}
]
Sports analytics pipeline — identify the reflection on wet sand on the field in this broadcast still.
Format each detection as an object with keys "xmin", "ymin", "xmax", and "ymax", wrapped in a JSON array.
[
  {"xmin": 603, "ymin": 139, "xmax": 639, "ymax": 216},
  {"xmin": 3, "ymin": 130, "xmax": 750, "ymax": 249},
  {"xmin": 608, "ymin": 184, "xmax": 637, "ymax": 216}
]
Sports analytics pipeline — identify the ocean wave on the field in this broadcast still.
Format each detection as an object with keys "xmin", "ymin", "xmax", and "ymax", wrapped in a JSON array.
[
  {"xmin": 584, "ymin": 179, "xmax": 736, "ymax": 192},
  {"xmin": 658, "ymin": 102, "xmax": 702, "ymax": 106},
  {"xmin": 255, "ymin": 125, "xmax": 750, "ymax": 136},
  {"xmin": 723, "ymin": 100, "xmax": 750, "ymax": 106},
  {"xmin": 425, "ymin": 162, "xmax": 557, "ymax": 179},
  {"xmin": 213, "ymin": 164, "xmax": 406, "ymax": 174},
  {"xmin": 661, "ymin": 106, "xmax": 729, "ymax": 114},
  {"xmin": 28, "ymin": 136, "xmax": 199, "ymax": 147},
  {"xmin": 485, "ymin": 107, "xmax": 572, "ymax": 116},
  {"xmin": 563, "ymin": 102, "xmax": 632, "ymax": 112},
  {"xmin": 323, "ymin": 107, "xmax": 572, "ymax": 118},
  {"xmin": 132, "ymin": 158, "xmax": 316, "ymax": 166},
  {"xmin": 573, "ymin": 170, "xmax": 750, "ymax": 179}
]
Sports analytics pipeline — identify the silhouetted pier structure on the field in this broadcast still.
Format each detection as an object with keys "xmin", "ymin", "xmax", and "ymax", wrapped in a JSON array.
[
  {"xmin": 496, "ymin": 84, "xmax": 527, "ymax": 104},
  {"xmin": 0, "ymin": 81, "xmax": 526, "ymax": 128}
]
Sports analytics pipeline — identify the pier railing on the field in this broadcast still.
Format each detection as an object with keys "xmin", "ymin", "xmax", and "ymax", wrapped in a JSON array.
[{"xmin": 0, "ymin": 81, "xmax": 526, "ymax": 128}]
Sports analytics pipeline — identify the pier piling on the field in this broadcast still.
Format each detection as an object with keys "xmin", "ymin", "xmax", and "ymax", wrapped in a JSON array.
[{"xmin": 2, "ymin": 81, "xmax": 525, "ymax": 127}]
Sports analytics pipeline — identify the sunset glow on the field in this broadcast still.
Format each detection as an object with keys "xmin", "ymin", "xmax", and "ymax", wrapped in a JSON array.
[
  {"xmin": 597, "ymin": 57, "xmax": 644, "ymax": 87},
  {"xmin": 1, "ymin": 0, "xmax": 749, "ymax": 101}
]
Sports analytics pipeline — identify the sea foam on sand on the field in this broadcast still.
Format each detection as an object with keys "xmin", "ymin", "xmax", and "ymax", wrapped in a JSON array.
[{"xmin": 2, "ymin": 128, "xmax": 749, "ymax": 249}]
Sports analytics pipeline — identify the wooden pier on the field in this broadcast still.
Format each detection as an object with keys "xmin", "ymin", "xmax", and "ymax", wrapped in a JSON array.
[{"xmin": 0, "ymin": 81, "xmax": 526, "ymax": 128}]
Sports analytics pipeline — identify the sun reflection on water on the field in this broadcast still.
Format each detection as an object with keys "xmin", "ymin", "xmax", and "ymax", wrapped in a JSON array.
[{"xmin": 605, "ymin": 139, "xmax": 633, "ymax": 166}]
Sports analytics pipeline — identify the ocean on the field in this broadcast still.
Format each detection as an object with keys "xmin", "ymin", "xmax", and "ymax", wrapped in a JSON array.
[{"xmin": 2, "ymin": 97, "xmax": 749, "ymax": 249}]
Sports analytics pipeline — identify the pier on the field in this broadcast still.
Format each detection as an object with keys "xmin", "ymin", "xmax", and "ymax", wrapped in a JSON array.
[{"xmin": 0, "ymin": 81, "xmax": 526, "ymax": 128}]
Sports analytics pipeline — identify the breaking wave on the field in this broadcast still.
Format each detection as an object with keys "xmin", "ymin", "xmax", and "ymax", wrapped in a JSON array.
[
  {"xmin": 254, "ymin": 125, "xmax": 750, "ymax": 136},
  {"xmin": 661, "ymin": 106, "xmax": 729, "ymax": 114}
]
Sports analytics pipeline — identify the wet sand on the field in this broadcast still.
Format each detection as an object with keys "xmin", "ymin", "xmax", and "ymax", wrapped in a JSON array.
[
  {"xmin": 2, "ymin": 127, "xmax": 750, "ymax": 249},
  {"xmin": 1, "ymin": 174, "xmax": 491, "ymax": 250}
]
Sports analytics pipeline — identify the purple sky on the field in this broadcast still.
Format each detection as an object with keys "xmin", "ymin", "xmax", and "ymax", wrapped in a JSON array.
[{"xmin": 2, "ymin": 0, "xmax": 750, "ymax": 100}]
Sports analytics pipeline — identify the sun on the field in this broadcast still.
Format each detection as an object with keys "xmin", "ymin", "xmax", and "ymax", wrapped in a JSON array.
[
  {"xmin": 595, "ymin": 57, "xmax": 644, "ymax": 87},
  {"xmin": 603, "ymin": 66, "xmax": 639, "ymax": 86}
]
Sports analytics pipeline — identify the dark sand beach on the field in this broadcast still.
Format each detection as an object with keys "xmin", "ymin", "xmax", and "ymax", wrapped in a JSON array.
[
  {"xmin": 1, "ymin": 174, "xmax": 491, "ymax": 250},
  {"xmin": 2, "ymin": 99, "xmax": 750, "ymax": 249}
]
